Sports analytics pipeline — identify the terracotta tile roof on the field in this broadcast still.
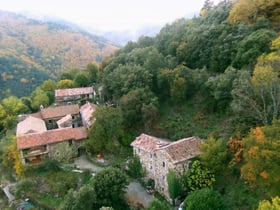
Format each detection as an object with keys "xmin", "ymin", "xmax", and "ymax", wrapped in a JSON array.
[
  {"xmin": 16, "ymin": 116, "xmax": 47, "ymax": 136},
  {"xmin": 130, "ymin": 133, "xmax": 171, "ymax": 153},
  {"xmin": 162, "ymin": 137, "xmax": 202, "ymax": 164},
  {"xmin": 80, "ymin": 102, "xmax": 97, "ymax": 128},
  {"xmin": 55, "ymin": 87, "xmax": 94, "ymax": 97},
  {"xmin": 131, "ymin": 133, "xmax": 202, "ymax": 164},
  {"xmin": 17, "ymin": 127, "xmax": 88, "ymax": 149},
  {"xmin": 40, "ymin": 104, "xmax": 80, "ymax": 119}
]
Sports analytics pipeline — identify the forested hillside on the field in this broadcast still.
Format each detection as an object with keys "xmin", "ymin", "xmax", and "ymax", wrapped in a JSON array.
[{"xmin": 0, "ymin": 11, "xmax": 118, "ymax": 98}]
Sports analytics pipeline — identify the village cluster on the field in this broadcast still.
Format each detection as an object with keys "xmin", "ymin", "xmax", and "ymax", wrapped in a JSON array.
[{"xmin": 15, "ymin": 86, "xmax": 202, "ymax": 202}]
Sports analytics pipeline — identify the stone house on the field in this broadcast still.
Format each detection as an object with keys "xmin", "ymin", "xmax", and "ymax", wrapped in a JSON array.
[
  {"xmin": 39, "ymin": 104, "xmax": 81, "ymax": 130},
  {"xmin": 55, "ymin": 87, "xmax": 95, "ymax": 105},
  {"xmin": 131, "ymin": 133, "xmax": 202, "ymax": 201},
  {"xmin": 16, "ymin": 102, "xmax": 97, "ymax": 164},
  {"xmin": 17, "ymin": 127, "xmax": 88, "ymax": 164}
]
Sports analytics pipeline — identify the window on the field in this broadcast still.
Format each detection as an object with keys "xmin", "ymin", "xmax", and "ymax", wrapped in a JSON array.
[
  {"xmin": 162, "ymin": 175, "xmax": 165, "ymax": 180},
  {"xmin": 162, "ymin": 161, "xmax": 165, "ymax": 167},
  {"xmin": 69, "ymin": 140, "xmax": 73, "ymax": 146},
  {"xmin": 150, "ymin": 164, "xmax": 153, "ymax": 170},
  {"xmin": 138, "ymin": 148, "xmax": 141, "ymax": 153},
  {"xmin": 150, "ymin": 153, "xmax": 153, "ymax": 158}
]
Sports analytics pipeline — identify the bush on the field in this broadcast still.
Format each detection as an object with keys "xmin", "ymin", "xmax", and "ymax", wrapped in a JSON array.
[
  {"xmin": 127, "ymin": 156, "xmax": 145, "ymax": 179},
  {"xmin": 15, "ymin": 178, "xmax": 34, "ymax": 199},
  {"xmin": 183, "ymin": 188, "xmax": 226, "ymax": 210}
]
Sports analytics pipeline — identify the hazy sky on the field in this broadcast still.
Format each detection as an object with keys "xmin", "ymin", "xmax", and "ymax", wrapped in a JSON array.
[{"xmin": 0, "ymin": 0, "xmax": 220, "ymax": 31}]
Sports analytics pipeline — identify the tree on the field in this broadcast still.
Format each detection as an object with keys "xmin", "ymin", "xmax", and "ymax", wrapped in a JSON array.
[
  {"xmin": 205, "ymin": 67, "xmax": 238, "ymax": 111},
  {"xmin": 127, "ymin": 155, "xmax": 145, "ymax": 179},
  {"xmin": 60, "ymin": 185, "xmax": 97, "ymax": 210},
  {"xmin": 167, "ymin": 169, "xmax": 183, "ymax": 206},
  {"xmin": 73, "ymin": 73, "xmax": 91, "ymax": 87},
  {"xmin": 40, "ymin": 80, "xmax": 57, "ymax": 104},
  {"xmin": 2, "ymin": 136, "xmax": 26, "ymax": 178},
  {"xmin": 0, "ymin": 104, "xmax": 7, "ymax": 134},
  {"xmin": 1, "ymin": 96, "xmax": 28, "ymax": 129},
  {"xmin": 184, "ymin": 160, "xmax": 215, "ymax": 191},
  {"xmin": 86, "ymin": 106, "xmax": 124, "ymax": 154},
  {"xmin": 31, "ymin": 87, "xmax": 50, "ymax": 111},
  {"xmin": 241, "ymin": 123, "xmax": 280, "ymax": 195},
  {"xmin": 57, "ymin": 79, "xmax": 73, "ymax": 89},
  {"xmin": 120, "ymin": 88, "xmax": 159, "ymax": 129},
  {"xmin": 231, "ymin": 62, "xmax": 280, "ymax": 126},
  {"xmin": 148, "ymin": 199, "xmax": 170, "ymax": 210},
  {"xmin": 199, "ymin": 137, "xmax": 228, "ymax": 174},
  {"xmin": 183, "ymin": 188, "xmax": 226, "ymax": 210},
  {"xmin": 91, "ymin": 167, "xmax": 129, "ymax": 209},
  {"xmin": 86, "ymin": 63, "xmax": 99, "ymax": 83},
  {"xmin": 227, "ymin": 0, "xmax": 280, "ymax": 25},
  {"xmin": 233, "ymin": 29, "xmax": 277, "ymax": 68},
  {"xmin": 257, "ymin": 196, "xmax": 280, "ymax": 210}
]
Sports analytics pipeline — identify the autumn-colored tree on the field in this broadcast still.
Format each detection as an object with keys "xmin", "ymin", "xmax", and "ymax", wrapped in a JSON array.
[
  {"xmin": 1, "ymin": 96, "xmax": 28, "ymax": 130},
  {"xmin": 258, "ymin": 37, "xmax": 280, "ymax": 73},
  {"xmin": 57, "ymin": 79, "xmax": 73, "ymax": 89},
  {"xmin": 227, "ymin": 0, "xmax": 280, "ymax": 25},
  {"xmin": 241, "ymin": 123, "xmax": 280, "ymax": 195},
  {"xmin": 2, "ymin": 136, "xmax": 26, "ymax": 178},
  {"xmin": 231, "ymin": 63, "xmax": 280, "ymax": 126},
  {"xmin": 257, "ymin": 196, "xmax": 280, "ymax": 210},
  {"xmin": 227, "ymin": 133, "xmax": 244, "ymax": 165}
]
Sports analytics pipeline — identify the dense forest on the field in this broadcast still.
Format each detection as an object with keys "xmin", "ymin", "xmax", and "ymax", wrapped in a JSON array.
[
  {"xmin": 0, "ymin": 0, "xmax": 280, "ymax": 209},
  {"xmin": 0, "ymin": 11, "xmax": 118, "ymax": 98}
]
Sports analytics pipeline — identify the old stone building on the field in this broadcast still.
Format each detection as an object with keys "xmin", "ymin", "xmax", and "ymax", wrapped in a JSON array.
[
  {"xmin": 17, "ymin": 127, "xmax": 88, "ymax": 164},
  {"xmin": 16, "ymin": 101, "xmax": 97, "ymax": 164},
  {"xmin": 55, "ymin": 87, "xmax": 95, "ymax": 105},
  {"xmin": 131, "ymin": 133, "xmax": 202, "ymax": 201}
]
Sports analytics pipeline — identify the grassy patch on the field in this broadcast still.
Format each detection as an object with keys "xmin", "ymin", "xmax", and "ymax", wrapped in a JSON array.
[
  {"xmin": 32, "ymin": 193, "xmax": 63, "ymax": 209},
  {"xmin": 155, "ymin": 101, "xmax": 227, "ymax": 140}
]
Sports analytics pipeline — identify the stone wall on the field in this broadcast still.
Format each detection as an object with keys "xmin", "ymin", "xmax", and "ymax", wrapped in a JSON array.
[
  {"xmin": 48, "ymin": 140, "xmax": 81, "ymax": 162},
  {"xmin": 133, "ymin": 146, "xmax": 190, "ymax": 203}
]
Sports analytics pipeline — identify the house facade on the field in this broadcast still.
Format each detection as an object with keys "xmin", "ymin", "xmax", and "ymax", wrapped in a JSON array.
[
  {"xmin": 55, "ymin": 87, "xmax": 95, "ymax": 105},
  {"xmin": 131, "ymin": 133, "xmax": 202, "ymax": 201}
]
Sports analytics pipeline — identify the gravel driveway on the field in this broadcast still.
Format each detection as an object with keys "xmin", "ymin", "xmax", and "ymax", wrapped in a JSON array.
[
  {"xmin": 74, "ymin": 155, "xmax": 103, "ymax": 172},
  {"xmin": 125, "ymin": 181, "xmax": 154, "ymax": 209}
]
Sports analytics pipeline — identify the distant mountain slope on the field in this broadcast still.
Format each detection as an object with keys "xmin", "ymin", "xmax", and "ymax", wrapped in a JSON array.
[{"xmin": 0, "ymin": 11, "xmax": 118, "ymax": 98}]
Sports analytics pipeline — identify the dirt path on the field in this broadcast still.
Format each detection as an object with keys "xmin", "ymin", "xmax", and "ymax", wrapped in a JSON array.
[
  {"xmin": 74, "ymin": 155, "xmax": 103, "ymax": 172},
  {"xmin": 125, "ymin": 181, "xmax": 154, "ymax": 209}
]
